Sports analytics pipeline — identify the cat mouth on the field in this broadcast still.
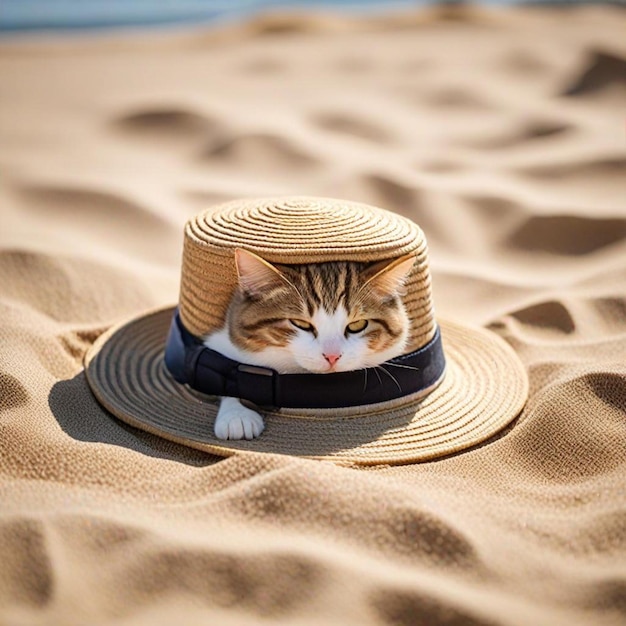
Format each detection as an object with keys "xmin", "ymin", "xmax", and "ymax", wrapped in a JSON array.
[
  {"xmin": 324, "ymin": 362, "xmax": 352, "ymax": 374},
  {"xmin": 305, "ymin": 365, "xmax": 336, "ymax": 374},
  {"xmin": 304, "ymin": 363, "xmax": 340, "ymax": 374}
]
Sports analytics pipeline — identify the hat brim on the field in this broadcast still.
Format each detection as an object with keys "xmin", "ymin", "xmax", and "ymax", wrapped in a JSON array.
[{"xmin": 84, "ymin": 306, "xmax": 528, "ymax": 466}]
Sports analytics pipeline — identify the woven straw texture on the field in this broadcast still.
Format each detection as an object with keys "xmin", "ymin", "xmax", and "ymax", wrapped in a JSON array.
[
  {"xmin": 84, "ymin": 306, "xmax": 528, "ymax": 466},
  {"xmin": 179, "ymin": 197, "xmax": 435, "ymax": 352}
]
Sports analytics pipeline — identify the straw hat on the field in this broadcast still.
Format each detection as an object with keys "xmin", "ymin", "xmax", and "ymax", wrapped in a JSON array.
[{"xmin": 85, "ymin": 197, "xmax": 528, "ymax": 466}]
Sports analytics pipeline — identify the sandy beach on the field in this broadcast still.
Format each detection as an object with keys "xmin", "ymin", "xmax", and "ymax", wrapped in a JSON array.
[{"xmin": 1, "ymin": 5, "xmax": 625, "ymax": 625}]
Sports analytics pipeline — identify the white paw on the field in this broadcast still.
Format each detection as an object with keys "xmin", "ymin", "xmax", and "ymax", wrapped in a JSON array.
[{"xmin": 214, "ymin": 398, "xmax": 265, "ymax": 440}]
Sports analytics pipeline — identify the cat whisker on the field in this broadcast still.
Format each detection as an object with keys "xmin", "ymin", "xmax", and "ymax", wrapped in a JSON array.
[
  {"xmin": 362, "ymin": 367, "xmax": 368, "ymax": 393},
  {"xmin": 376, "ymin": 365, "xmax": 403, "ymax": 393},
  {"xmin": 384, "ymin": 362, "xmax": 421, "ymax": 372},
  {"xmin": 373, "ymin": 366, "xmax": 383, "ymax": 388}
]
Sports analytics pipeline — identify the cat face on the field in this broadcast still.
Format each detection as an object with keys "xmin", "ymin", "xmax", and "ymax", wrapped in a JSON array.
[{"xmin": 224, "ymin": 249, "xmax": 414, "ymax": 374}]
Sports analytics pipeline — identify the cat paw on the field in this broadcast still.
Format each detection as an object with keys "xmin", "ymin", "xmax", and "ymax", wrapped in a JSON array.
[{"xmin": 214, "ymin": 399, "xmax": 265, "ymax": 440}]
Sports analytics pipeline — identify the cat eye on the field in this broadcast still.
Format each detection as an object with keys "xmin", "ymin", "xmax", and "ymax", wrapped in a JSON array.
[
  {"xmin": 346, "ymin": 319, "xmax": 368, "ymax": 334},
  {"xmin": 290, "ymin": 319, "xmax": 315, "ymax": 332}
]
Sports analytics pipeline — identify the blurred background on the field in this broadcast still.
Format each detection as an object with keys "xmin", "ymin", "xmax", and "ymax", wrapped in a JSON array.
[{"xmin": 1, "ymin": 0, "xmax": 621, "ymax": 32}]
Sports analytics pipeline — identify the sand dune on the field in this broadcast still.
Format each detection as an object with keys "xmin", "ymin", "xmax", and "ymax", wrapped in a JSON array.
[{"xmin": 1, "ymin": 5, "xmax": 625, "ymax": 626}]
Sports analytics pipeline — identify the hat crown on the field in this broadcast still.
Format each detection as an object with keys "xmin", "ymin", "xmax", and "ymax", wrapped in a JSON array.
[{"xmin": 179, "ymin": 197, "xmax": 436, "ymax": 351}]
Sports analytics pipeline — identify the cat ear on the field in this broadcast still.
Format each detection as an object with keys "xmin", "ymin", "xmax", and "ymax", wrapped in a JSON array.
[
  {"xmin": 363, "ymin": 254, "xmax": 415, "ymax": 297},
  {"xmin": 234, "ymin": 248, "xmax": 289, "ymax": 297}
]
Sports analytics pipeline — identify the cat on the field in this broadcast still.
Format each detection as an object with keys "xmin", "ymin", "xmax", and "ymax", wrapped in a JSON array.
[{"xmin": 204, "ymin": 248, "xmax": 415, "ymax": 440}]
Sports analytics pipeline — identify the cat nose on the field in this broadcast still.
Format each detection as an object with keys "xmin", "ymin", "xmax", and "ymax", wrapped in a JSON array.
[{"xmin": 323, "ymin": 353, "xmax": 341, "ymax": 366}]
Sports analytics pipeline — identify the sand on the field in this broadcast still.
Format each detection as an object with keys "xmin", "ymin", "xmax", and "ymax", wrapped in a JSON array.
[{"xmin": 1, "ymin": 5, "xmax": 625, "ymax": 625}]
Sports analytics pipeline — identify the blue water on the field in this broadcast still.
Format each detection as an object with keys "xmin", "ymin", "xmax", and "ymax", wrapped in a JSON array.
[{"xmin": 0, "ymin": 0, "xmax": 588, "ymax": 33}]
